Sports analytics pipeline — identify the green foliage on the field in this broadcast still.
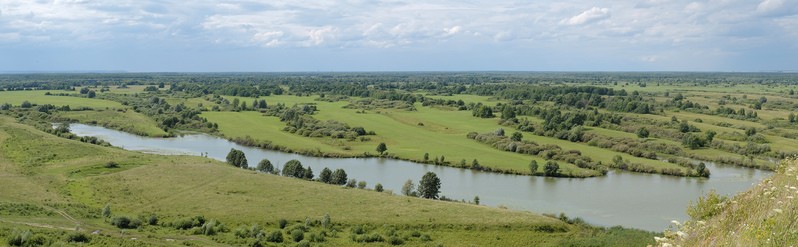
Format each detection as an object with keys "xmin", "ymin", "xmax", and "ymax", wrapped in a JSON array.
[
  {"xmin": 319, "ymin": 167, "xmax": 332, "ymax": 183},
  {"xmin": 282, "ymin": 159, "xmax": 305, "ymax": 178},
  {"xmin": 102, "ymin": 204, "xmax": 111, "ymax": 218},
  {"xmin": 290, "ymin": 229, "xmax": 305, "ymax": 242},
  {"xmin": 474, "ymin": 196, "xmax": 480, "ymax": 205},
  {"xmin": 510, "ymin": 131, "xmax": 523, "ymax": 141},
  {"xmin": 357, "ymin": 180, "xmax": 367, "ymax": 189},
  {"xmin": 226, "ymin": 148, "xmax": 248, "ymax": 168},
  {"xmin": 7, "ymin": 229, "xmax": 48, "ymax": 247},
  {"xmin": 64, "ymin": 232, "xmax": 90, "ymax": 243},
  {"xmin": 635, "ymin": 127, "xmax": 649, "ymax": 138},
  {"xmin": 278, "ymin": 219, "xmax": 288, "ymax": 229},
  {"xmin": 330, "ymin": 169, "xmax": 347, "ymax": 185},
  {"xmin": 110, "ymin": 216, "xmax": 141, "ymax": 229},
  {"xmin": 376, "ymin": 142, "xmax": 388, "ymax": 155},
  {"xmin": 418, "ymin": 172, "xmax": 441, "ymax": 199},
  {"xmin": 346, "ymin": 178, "xmax": 357, "ymax": 188},
  {"xmin": 256, "ymin": 158, "xmax": 274, "ymax": 173},
  {"xmin": 687, "ymin": 190, "xmax": 728, "ymax": 221},
  {"xmin": 544, "ymin": 161, "xmax": 560, "ymax": 176},
  {"xmin": 375, "ymin": 183, "xmax": 384, "ymax": 192},
  {"xmin": 265, "ymin": 230, "xmax": 284, "ymax": 243},
  {"xmin": 529, "ymin": 160, "xmax": 538, "ymax": 174}
]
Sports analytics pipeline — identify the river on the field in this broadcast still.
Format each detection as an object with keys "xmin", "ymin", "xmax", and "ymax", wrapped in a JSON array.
[{"xmin": 69, "ymin": 123, "xmax": 770, "ymax": 231}]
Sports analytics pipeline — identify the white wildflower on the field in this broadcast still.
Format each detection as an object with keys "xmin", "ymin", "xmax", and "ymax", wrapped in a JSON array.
[
  {"xmin": 662, "ymin": 243, "xmax": 673, "ymax": 247},
  {"xmin": 654, "ymin": 236, "xmax": 667, "ymax": 242},
  {"xmin": 788, "ymin": 196, "xmax": 794, "ymax": 199},
  {"xmin": 671, "ymin": 220, "xmax": 681, "ymax": 226},
  {"xmin": 774, "ymin": 209, "xmax": 783, "ymax": 214},
  {"xmin": 790, "ymin": 186, "xmax": 797, "ymax": 190},
  {"xmin": 697, "ymin": 220, "xmax": 706, "ymax": 225},
  {"xmin": 676, "ymin": 231, "xmax": 687, "ymax": 238}
]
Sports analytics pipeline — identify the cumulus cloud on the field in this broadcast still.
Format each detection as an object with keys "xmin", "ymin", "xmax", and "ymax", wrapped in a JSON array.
[{"xmin": 563, "ymin": 7, "xmax": 611, "ymax": 25}]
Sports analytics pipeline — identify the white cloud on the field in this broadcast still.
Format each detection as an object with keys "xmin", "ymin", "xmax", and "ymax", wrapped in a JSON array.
[{"xmin": 563, "ymin": 7, "xmax": 611, "ymax": 25}]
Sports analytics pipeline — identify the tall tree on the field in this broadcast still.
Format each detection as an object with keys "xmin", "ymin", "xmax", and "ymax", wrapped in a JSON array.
[
  {"xmin": 331, "ymin": 169, "xmax": 348, "ymax": 185},
  {"xmin": 319, "ymin": 167, "xmax": 332, "ymax": 183},
  {"xmin": 417, "ymin": 172, "xmax": 441, "ymax": 199}
]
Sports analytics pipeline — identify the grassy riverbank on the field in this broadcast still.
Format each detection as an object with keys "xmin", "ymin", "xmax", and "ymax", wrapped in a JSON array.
[{"xmin": 0, "ymin": 115, "xmax": 656, "ymax": 246}]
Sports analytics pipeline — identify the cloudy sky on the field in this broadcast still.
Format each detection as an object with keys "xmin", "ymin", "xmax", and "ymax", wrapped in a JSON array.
[{"xmin": 1, "ymin": 0, "xmax": 797, "ymax": 72}]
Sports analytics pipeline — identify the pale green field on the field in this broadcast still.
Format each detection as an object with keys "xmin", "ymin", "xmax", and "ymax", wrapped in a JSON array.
[{"xmin": 0, "ymin": 90, "xmax": 126, "ymax": 109}]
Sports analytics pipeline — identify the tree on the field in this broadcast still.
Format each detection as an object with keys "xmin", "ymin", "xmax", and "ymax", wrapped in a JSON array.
[
  {"xmin": 402, "ymin": 179, "xmax": 415, "ymax": 196},
  {"xmin": 256, "ymin": 159, "xmax": 274, "ymax": 173},
  {"xmin": 282, "ymin": 160, "xmax": 305, "ymax": 178},
  {"xmin": 682, "ymin": 133, "xmax": 704, "ymax": 149},
  {"xmin": 376, "ymin": 143, "xmax": 387, "ymax": 155},
  {"xmin": 418, "ymin": 172, "xmax": 442, "ymax": 199},
  {"xmin": 225, "ymin": 148, "xmax": 248, "ymax": 168},
  {"xmin": 303, "ymin": 166, "xmax": 314, "ymax": 180},
  {"xmin": 87, "ymin": 90, "xmax": 96, "ymax": 98},
  {"xmin": 375, "ymin": 183, "xmax": 384, "ymax": 192},
  {"xmin": 423, "ymin": 153, "xmax": 429, "ymax": 162},
  {"xmin": 319, "ymin": 167, "xmax": 332, "ymax": 183},
  {"xmin": 20, "ymin": 101, "xmax": 32, "ymax": 108},
  {"xmin": 501, "ymin": 106, "xmax": 516, "ymax": 119},
  {"xmin": 346, "ymin": 179, "xmax": 357, "ymax": 188},
  {"xmin": 790, "ymin": 112, "xmax": 796, "ymax": 123},
  {"xmin": 635, "ymin": 127, "xmax": 649, "ymax": 138},
  {"xmin": 158, "ymin": 82, "xmax": 165, "ymax": 88},
  {"xmin": 529, "ymin": 160, "xmax": 538, "ymax": 174},
  {"xmin": 543, "ymin": 161, "xmax": 560, "ymax": 176},
  {"xmin": 510, "ymin": 132, "xmax": 523, "ymax": 141},
  {"xmin": 696, "ymin": 162, "xmax": 710, "ymax": 177},
  {"xmin": 474, "ymin": 196, "xmax": 480, "ymax": 205},
  {"xmin": 495, "ymin": 128, "xmax": 505, "ymax": 136},
  {"xmin": 80, "ymin": 87, "xmax": 90, "ymax": 94},
  {"xmin": 331, "ymin": 169, "xmax": 347, "ymax": 185}
]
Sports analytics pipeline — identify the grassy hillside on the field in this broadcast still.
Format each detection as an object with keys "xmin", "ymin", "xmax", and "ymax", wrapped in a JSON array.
[
  {"xmin": 660, "ymin": 158, "xmax": 798, "ymax": 246},
  {"xmin": 0, "ymin": 116, "xmax": 655, "ymax": 246}
]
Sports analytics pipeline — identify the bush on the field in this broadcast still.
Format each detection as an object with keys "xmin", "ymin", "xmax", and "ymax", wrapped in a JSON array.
[
  {"xmin": 346, "ymin": 179, "xmax": 357, "ymax": 188},
  {"xmin": 265, "ymin": 230, "xmax": 284, "ymax": 243},
  {"xmin": 389, "ymin": 236, "xmax": 405, "ymax": 245},
  {"xmin": 65, "ymin": 232, "xmax": 90, "ymax": 243},
  {"xmin": 278, "ymin": 219, "xmax": 288, "ymax": 229},
  {"xmin": 104, "ymin": 161, "xmax": 119, "ymax": 168},
  {"xmin": 111, "ymin": 216, "xmax": 141, "ymax": 229},
  {"xmin": 7, "ymin": 230, "xmax": 48, "ymax": 247},
  {"xmin": 375, "ymin": 183, "xmax": 384, "ymax": 192},
  {"xmin": 290, "ymin": 229, "xmax": 305, "ymax": 242},
  {"xmin": 687, "ymin": 190, "xmax": 728, "ymax": 220},
  {"xmin": 357, "ymin": 180, "xmax": 367, "ymax": 189}
]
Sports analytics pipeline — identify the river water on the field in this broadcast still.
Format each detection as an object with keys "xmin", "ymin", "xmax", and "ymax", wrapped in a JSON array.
[{"xmin": 69, "ymin": 123, "xmax": 770, "ymax": 231}]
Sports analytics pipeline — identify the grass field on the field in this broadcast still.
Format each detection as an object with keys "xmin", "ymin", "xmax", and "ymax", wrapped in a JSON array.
[
  {"xmin": 0, "ymin": 115, "xmax": 656, "ymax": 246},
  {"xmin": 0, "ymin": 90, "xmax": 127, "ymax": 109},
  {"xmin": 203, "ymin": 95, "xmax": 603, "ymax": 177}
]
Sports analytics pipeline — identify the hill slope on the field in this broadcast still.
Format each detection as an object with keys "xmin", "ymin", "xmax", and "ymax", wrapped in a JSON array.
[
  {"xmin": 661, "ymin": 158, "xmax": 798, "ymax": 246},
  {"xmin": 0, "ymin": 116, "xmax": 655, "ymax": 246}
]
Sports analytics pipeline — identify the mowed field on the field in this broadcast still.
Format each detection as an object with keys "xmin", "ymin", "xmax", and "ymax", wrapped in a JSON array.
[{"xmin": 0, "ymin": 116, "xmax": 655, "ymax": 246}]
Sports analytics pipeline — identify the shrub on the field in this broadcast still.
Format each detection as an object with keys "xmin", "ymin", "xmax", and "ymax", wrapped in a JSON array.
[
  {"xmin": 375, "ymin": 183, "xmax": 384, "ymax": 192},
  {"xmin": 104, "ymin": 161, "xmax": 119, "ymax": 168},
  {"xmin": 65, "ymin": 232, "xmax": 90, "ymax": 243},
  {"xmin": 357, "ymin": 180, "xmax": 367, "ymax": 189},
  {"xmin": 7, "ymin": 230, "xmax": 48, "ymax": 247},
  {"xmin": 279, "ymin": 219, "xmax": 288, "ymax": 229},
  {"xmin": 266, "ymin": 230, "xmax": 283, "ymax": 243},
  {"xmin": 290, "ymin": 229, "xmax": 305, "ymax": 242},
  {"xmin": 111, "ymin": 216, "xmax": 141, "ymax": 229},
  {"xmin": 687, "ymin": 190, "xmax": 728, "ymax": 220},
  {"xmin": 346, "ymin": 179, "xmax": 357, "ymax": 188}
]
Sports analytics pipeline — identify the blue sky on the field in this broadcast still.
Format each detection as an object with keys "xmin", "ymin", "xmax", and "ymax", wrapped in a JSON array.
[{"xmin": 1, "ymin": 0, "xmax": 797, "ymax": 72}]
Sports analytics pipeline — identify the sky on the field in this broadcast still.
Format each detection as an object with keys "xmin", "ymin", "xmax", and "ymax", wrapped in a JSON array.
[{"xmin": 1, "ymin": 0, "xmax": 797, "ymax": 72}]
